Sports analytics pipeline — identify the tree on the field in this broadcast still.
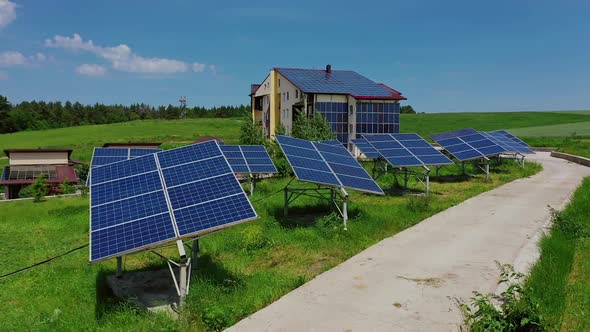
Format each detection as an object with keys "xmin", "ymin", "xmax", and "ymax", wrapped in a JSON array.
[
  {"xmin": 0, "ymin": 95, "xmax": 13, "ymax": 132},
  {"xmin": 239, "ymin": 111, "xmax": 266, "ymax": 145},
  {"xmin": 400, "ymin": 105, "xmax": 416, "ymax": 114},
  {"xmin": 292, "ymin": 111, "xmax": 337, "ymax": 141}
]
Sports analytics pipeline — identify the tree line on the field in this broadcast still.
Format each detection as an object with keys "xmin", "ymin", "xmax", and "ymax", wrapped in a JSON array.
[{"xmin": 0, "ymin": 95, "xmax": 248, "ymax": 134}]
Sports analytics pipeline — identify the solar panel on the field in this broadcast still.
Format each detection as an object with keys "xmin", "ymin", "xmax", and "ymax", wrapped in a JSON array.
[
  {"xmin": 275, "ymin": 135, "xmax": 383, "ymax": 194},
  {"xmin": 351, "ymin": 138, "xmax": 381, "ymax": 159},
  {"xmin": 430, "ymin": 129, "xmax": 507, "ymax": 161},
  {"xmin": 481, "ymin": 132, "xmax": 535, "ymax": 154},
  {"xmin": 220, "ymin": 145, "xmax": 278, "ymax": 174},
  {"xmin": 89, "ymin": 141, "xmax": 257, "ymax": 262},
  {"xmin": 318, "ymin": 140, "xmax": 343, "ymax": 146},
  {"xmin": 362, "ymin": 134, "xmax": 454, "ymax": 167},
  {"xmin": 491, "ymin": 130, "xmax": 533, "ymax": 148},
  {"xmin": 88, "ymin": 147, "xmax": 162, "ymax": 186}
]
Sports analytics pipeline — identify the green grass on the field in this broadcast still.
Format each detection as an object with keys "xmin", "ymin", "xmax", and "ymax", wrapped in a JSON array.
[
  {"xmin": 524, "ymin": 177, "xmax": 590, "ymax": 331},
  {"xmin": 400, "ymin": 111, "xmax": 590, "ymax": 137},
  {"xmin": 0, "ymin": 118, "xmax": 242, "ymax": 166},
  {"xmin": 509, "ymin": 122, "xmax": 590, "ymax": 138},
  {"xmin": 0, "ymin": 160, "xmax": 541, "ymax": 331}
]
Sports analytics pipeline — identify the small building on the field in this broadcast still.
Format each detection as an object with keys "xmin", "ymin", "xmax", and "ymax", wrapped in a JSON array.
[
  {"xmin": 250, "ymin": 65, "xmax": 406, "ymax": 146},
  {"xmin": 102, "ymin": 142, "xmax": 162, "ymax": 148},
  {"xmin": 1, "ymin": 149, "xmax": 79, "ymax": 199}
]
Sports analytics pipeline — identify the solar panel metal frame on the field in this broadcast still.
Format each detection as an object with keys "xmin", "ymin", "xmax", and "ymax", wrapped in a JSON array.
[
  {"xmin": 362, "ymin": 133, "xmax": 454, "ymax": 167},
  {"xmin": 430, "ymin": 129, "xmax": 508, "ymax": 161},
  {"xmin": 220, "ymin": 145, "xmax": 278, "ymax": 174},
  {"xmin": 89, "ymin": 141, "xmax": 258, "ymax": 262},
  {"xmin": 275, "ymin": 135, "xmax": 383, "ymax": 195}
]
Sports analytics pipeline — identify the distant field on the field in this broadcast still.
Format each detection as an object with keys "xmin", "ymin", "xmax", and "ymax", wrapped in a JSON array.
[
  {"xmin": 550, "ymin": 110, "xmax": 590, "ymax": 115},
  {"xmin": 400, "ymin": 111, "xmax": 590, "ymax": 137},
  {"xmin": 509, "ymin": 122, "xmax": 590, "ymax": 137}
]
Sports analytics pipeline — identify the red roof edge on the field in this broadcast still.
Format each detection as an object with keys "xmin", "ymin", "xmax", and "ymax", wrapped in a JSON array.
[{"xmin": 378, "ymin": 83, "xmax": 407, "ymax": 100}]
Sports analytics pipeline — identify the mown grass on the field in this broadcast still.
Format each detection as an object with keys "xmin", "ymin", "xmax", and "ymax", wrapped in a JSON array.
[
  {"xmin": 510, "ymin": 122, "xmax": 590, "ymax": 138},
  {"xmin": 0, "ymin": 160, "xmax": 541, "ymax": 331},
  {"xmin": 524, "ymin": 177, "xmax": 590, "ymax": 331},
  {"xmin": 400, "ymin": 111, "xmax": 590, "ymax": 138}
]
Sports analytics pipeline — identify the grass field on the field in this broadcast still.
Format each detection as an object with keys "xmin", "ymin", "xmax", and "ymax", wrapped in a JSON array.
[
  {"xmin": 524, "ymin": 177, "xmax": 590, "ymax": 331},
  {"xmin": 0, "ymin": 160, "xmax": 541, "ymax": 331}
]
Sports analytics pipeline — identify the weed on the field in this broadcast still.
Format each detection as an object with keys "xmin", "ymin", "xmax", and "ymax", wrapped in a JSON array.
[{"xmin": 406, "ymin": 195, "xmax": 430, "ymax": 212}]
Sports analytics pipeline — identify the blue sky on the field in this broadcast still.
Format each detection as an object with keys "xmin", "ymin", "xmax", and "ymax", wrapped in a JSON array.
[{"xmin": 0, "ymin": 0, "xmax": 589, "ymax": 112}]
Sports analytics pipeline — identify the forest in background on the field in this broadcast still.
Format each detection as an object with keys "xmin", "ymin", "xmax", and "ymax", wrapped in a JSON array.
[{"xmin": 0, "ymin": 95, "xmax": 247, "ymax": 134}]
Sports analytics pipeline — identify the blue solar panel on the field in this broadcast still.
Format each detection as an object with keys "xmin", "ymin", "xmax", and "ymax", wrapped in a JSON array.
[
  {"xmin": 431, "ymin": 129, "xmax": 508, "ymax": 161},
  {"xmin": 318, "ymin": 140, "xmax": 343, "ymax": 146},
  {"xmin": 492, "ymin": 130, "xmax": 531, "ymax": 148},
  {"xmin": 89, "ymin": 142, "xmax": 257, "ymax": 262},
  {"xmin": 351, "ymin": 138, "xmax": 381, "ymax": 159},
  {"xmin": 220, "ymin": 145, "xmax": 278, "ymax": 174},
  {"xmin": 430, "ymin": 128, "xmax": 478, "ymax": 141},
  {"xmin": 363, "ymin": 134, "xmax": 453, "ymax": 167},
  {"xmin": 88, "ymin": 147, "xmax": 162, "ymax": 186},
  {"xmin": 484, "ymin": 131, "xmax": 534, "ymax": 154},
  {"xmin": 275, "ymin": 135, "xmax": 383, "ymax": 194},
  {"xmin": 274, "ymin": 68, "xmax": 399, "ymax": 99}
]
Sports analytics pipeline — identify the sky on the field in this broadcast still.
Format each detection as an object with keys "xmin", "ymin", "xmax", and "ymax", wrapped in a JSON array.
[{"xmin": 0, "ymin": 0, "xmax": 589, "ymax": 112}]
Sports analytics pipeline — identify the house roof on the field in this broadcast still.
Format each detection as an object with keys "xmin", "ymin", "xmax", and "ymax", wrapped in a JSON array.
[
  {"xmin": 0, "ymin": 165, "xmax": 79, "ymax": 185},
  {"xmin": 102, "ymin": 142, "xmax": 162, "ymax": 148},
  {"xmin": 4, "ymin": 148, "xmax": 73, "ymax": 158},
  {"xmin": 250, "ymin": 84, "xmax": 261, "ymax": 96},
  {"xmin": 273, "ymin": 67, "xmax": 406, "ymax": 100}
]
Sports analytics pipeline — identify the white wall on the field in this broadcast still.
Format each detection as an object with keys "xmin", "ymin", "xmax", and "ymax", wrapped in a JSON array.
[{"xmin": 276, "ymin": 73, "xmax": 302, "ymax": 135}]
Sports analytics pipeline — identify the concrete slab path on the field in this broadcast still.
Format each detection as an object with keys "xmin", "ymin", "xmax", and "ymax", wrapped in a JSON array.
[{"xmin": 226, "ymin": 153, "xmax": 590, "ymax": 332}]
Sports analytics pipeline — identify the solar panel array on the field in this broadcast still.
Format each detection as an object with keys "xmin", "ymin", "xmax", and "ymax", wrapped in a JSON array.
[
  {"xmin": 89, "ymin": 141, "xmax": 257, "ymax": 262},
  {"xmin": 275, "ymin": 135, "xmax": 383, "ymax": 194},
  {"xmin": 90, "ymin": 147, "xmax": 162, "ymax": 168},
  {"xmin": 318, "ymin": 140, "xmax": 343, "ymax": 146},
  {"xmin": 362, "ymin": 134, "xmax": 454, "ymax": 167},
  {"xmin": 491, "ymin": 130, "xmax": 534, "ymax": 151},
  {"xmin": 219, "ymin": 145, "xmax": 278, "ymax": 174},
  {"xmin": 351, "ymin": 138, "xmax": 381, "ymax": 159},
  {"xmin": 481, "ymin": 132, "xmax": 535, "ymax": 154},
  {"xmin": 430, "ymin": 129, "xmax": 507, "ymax": 161}
]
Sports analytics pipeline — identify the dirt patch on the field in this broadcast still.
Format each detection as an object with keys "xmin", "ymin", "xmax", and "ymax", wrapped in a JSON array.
[{"xmin": 397, "ymin": 276, "xmax": 445, "ymax": 288}]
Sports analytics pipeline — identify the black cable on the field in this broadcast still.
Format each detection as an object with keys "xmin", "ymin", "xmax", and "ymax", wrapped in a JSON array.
[
  {"xmin": 0, "ymin": 243, "xmax": 88, "ymax": 280},
  {"xmin": 250, "ymin": 185, "xmax": 287, "ymax": 203}
]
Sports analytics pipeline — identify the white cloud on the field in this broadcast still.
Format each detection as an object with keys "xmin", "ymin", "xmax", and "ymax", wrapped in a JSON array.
[
  {"xmin": 46, "ymin": 33, "xmax": 210, "ymax": 75},
  {"xmin": 192, "ymin": 63, "xmax": 206, "ymax": 72},
  {"xmin": 34, "ymin": 52, "xmax": 47, "ymax": 62},
  {"xmin": 0, "ymin": 0, "xmax": 16, "ymax": 29},
  {"xmin": 76, "ymin": 63, "xmax": 107, "ymax": 77},
  {"xmin": 0, "ymin": 51, "xmax": 27, "ymax": 67}
]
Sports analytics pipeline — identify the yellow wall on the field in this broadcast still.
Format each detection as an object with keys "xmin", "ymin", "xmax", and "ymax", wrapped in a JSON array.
[{"xmin": 269, "ymin": 69, "xmax": 278, "ymax": 137}]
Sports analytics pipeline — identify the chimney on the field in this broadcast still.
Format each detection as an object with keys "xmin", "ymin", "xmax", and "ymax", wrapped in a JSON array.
[{"xmin": 326, "ymin": 64, "xmax": 332, "ymax": 73}]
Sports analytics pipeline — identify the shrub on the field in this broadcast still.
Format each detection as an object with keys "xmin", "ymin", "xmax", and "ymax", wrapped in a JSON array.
[
  {"xmin": 31, "ymin": 176, "xmax": 48, "ymax": 202},
  {"xmin": 406, "ymin": 195, "xmax": 430, "ymax": 212},
  {"xmin": 59, "ymin": 180, "xmax": 76, "ymax": 194},
  {"xmin": 459, "ymin": 262, "xmax": 544, "ymax": 332},
  {"xmin": 201, "ymin": 304, "xmax": 229, "ymax": 331},
  {"xmin": 292, "ymin": 112, "xmax": 336, "ymax": 141}
]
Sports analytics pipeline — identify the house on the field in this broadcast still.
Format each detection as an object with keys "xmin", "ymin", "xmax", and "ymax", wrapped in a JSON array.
[
  {"xmin": 250, "ymin": 65, "xmax": 406, "ymax": 146},
  {"xmin": 0, "ymin": 149, "xmax": 79, "ymax": 199}
]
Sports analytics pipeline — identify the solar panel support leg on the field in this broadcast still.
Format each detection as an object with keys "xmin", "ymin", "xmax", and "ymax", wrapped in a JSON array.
[
  {"xmin": 426, "ymin": 172, "xmax": 430, "ymax": 196},
  {"xmin": 179, "ymin": 261, "xmax": 189, "ymax": 305},
  {"xmin": 249, "ymin": 175, "xmax": 254, "ymax": 197},
  {"xmin": 116, "ymin": 256, "xmax": 123, "ymax": 278},
  {"xmin": 340, "ymin": 188, "xmax": 349, "ymax": 231}
]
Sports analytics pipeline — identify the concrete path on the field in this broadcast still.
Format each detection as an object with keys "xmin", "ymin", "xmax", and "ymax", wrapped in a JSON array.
[{"xmin": 227, "ymin": 153, "xmax": 590, "ymax": 332}]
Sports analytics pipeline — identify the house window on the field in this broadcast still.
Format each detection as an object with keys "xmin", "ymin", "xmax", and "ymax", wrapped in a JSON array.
[
  {"xmin": 296, "ymin": 90, "xmax": 299, "ymax": 98},
  {"xmin": 287, "ymin": 92, "xmax": 289, "ymax": 100},
  {"xmin": 349, "ymin": 105, "xmax": 354, "ymax": 116},
  {"xmin": 278, "ymin": 79, "xmax": 281, "ymax": 87}
]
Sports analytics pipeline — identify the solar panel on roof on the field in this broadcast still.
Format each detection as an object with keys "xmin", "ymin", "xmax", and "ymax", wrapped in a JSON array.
[
  {"xmin": 351, "ymin": 138, "xmax": 381, "ymax": 159},
  {"xmin": 275, "ymin": 135, "xmax": 383, "ymax": 194},
  {"xmin": 89, "ymin": 141, "xmax": 257, "ymax": 262},
  {"xmin": 219, "ymin": 145, "xmax": 278, "ymax": 174},
  {"xmin": 363, "ymin": 134, "xmax": 454, "ymax": 167},
  {"xmin": 430, "ymin": 129, "xmax": 507, "ymax": 161}
]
